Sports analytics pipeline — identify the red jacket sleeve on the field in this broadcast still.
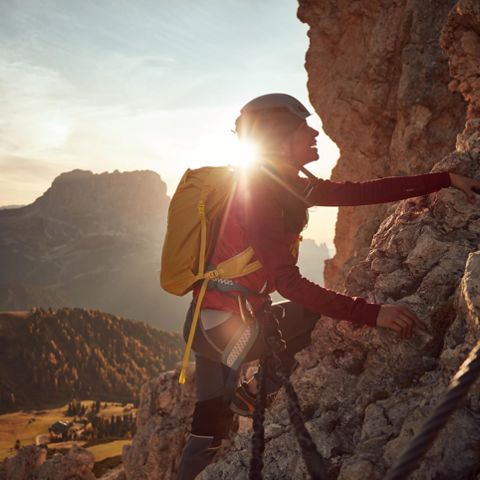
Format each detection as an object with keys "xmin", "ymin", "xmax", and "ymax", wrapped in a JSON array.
[
  {"xmin": 245, "ymin": 182, "xmax": 380, "ymax": 326},
  {"xmin": 307, "ymin": 171, "xmax": 451, "ymax": 206}
]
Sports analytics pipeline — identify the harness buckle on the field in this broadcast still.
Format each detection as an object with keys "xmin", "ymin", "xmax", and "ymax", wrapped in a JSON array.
[{"xmin": 205, "ymin": 269, "xmax": 221, "ymax": 279}]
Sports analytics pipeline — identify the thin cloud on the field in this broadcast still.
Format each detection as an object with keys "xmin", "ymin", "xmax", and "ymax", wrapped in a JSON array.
[
  {"xmin": 0, "ymin": 154, "xmax": 65, "ymax": 205},
  {"xmin": 0, "ymin": 155, "xmax": 61, "ymax": 180}
]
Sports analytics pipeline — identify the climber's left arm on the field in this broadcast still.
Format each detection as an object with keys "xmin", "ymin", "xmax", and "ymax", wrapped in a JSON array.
[{"xmin": 305, "ymin": 171, "xmax": 458, "ymax": 206}]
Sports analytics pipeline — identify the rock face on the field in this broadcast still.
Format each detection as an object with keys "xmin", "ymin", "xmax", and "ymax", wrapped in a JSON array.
[
  {"xmin": 120, "ymin": 362, "xmax": 253, "ymax": 480},
  {"xmin": 122, "ymin": 366, "xmax": 196, "ymax": 480},
  {"xmin": 0, "ymin": 170, "xmax": 188, "ymax": 331},
  {"xmin": 0, "ymin": 445, "xmax": 96, "ymax": 480},
  {"xmin": 297, "ymin": 0, "xmax": 467, "ymax": 291},
  {"xmin": 113, "ymin": 2, "xmax": 480, "ymax": 479},
  {"xmin": 440, "ymin": 0, "xmax": 480, "ymax": 121}
]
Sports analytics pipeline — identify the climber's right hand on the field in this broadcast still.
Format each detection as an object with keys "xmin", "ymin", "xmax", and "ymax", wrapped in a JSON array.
[{"xmin": 376, "ymin": 304, "xmax": 428, "ymax": 338}]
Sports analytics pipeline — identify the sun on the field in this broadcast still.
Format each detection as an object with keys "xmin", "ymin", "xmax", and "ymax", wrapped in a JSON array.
[
  {"xmin": 230, "ymin": 140, "xmax": 257, "ymax": 170},
  {"xmin": 186, "ymin": 130, "xmax": 258, "ymax": 171}
]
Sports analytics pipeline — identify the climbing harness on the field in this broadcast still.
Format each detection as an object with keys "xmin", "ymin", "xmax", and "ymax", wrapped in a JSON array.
[
  {"xmin": 385, "ymin": 339, "xmax": 480, "ymax": 479},
  {"xmin": 248, "ymin": 303, "xmax": 327, "ymax": 480}
]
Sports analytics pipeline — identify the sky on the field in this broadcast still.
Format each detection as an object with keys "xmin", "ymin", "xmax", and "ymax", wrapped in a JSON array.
[{"xmin": 0, "ymin": 0, "xmax": 339, "ymax": 247}]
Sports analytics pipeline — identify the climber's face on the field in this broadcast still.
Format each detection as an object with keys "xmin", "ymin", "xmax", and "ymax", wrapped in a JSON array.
[{"xmin": 286, "ymin": 120, "xmax": 319, "ymax": 167}]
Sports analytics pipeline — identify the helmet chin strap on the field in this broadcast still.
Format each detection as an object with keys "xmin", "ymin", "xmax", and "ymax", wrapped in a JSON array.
[{"xmin": 299, "ymin": 165, "xmax": 317, "ymax": 180}]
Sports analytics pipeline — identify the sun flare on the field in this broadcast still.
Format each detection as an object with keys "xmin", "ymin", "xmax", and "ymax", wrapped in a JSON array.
[
  {"xmin": 231, "ymin": 140, "xmax": 257, "ymax": 170},
  {"xmin": 186, "ymin": 131, "xmax": 259, "ymax": 171}
]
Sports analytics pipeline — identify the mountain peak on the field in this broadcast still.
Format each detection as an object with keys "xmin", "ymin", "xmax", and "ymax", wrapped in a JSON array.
[
  {"xmin": 27, "ymin": 169, "xmax": 169, "ymax": 237},
  {"xmin": 51, "ymin": 169, "xmax": 163, "ymax": 187}
]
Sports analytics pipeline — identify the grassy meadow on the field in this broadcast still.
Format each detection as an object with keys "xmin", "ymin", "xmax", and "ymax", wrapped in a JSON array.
[{"xmin": 0, "ymin": 401, "xmax": 134, "ymax": 463}]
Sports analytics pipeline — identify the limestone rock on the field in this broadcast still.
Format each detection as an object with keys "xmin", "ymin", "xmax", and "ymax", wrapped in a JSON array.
[
  {"xmin": 441, "ymin": 0, "xmax": 480, "ymax": 120},
  {"xmin": 122, "ymin": 365, "xmax": 196, "ymax": 480},
  {"xmin": 3, "ymin": 445, "xmax": 47, "ymax": 480},
  {"xmin": 1, "ymin": 445, "xmax": 95, "ymax": 480},
  {"xmin": 34, "ymin": 445, "xmax": 96, "ymax": 480},
  {"xmin": 297, "ymin": 0, "xmax": 466, "ymax": 290}
]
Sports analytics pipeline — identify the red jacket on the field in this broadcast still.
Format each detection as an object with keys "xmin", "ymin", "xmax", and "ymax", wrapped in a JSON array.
[{"xmin": 196, "ymin": 167, "xmax": 451, "ymax": 327}]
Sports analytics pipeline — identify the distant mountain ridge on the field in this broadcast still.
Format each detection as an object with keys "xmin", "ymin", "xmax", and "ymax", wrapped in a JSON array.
[
  {"xmin": 0, "ymin": 205, "xmax": 24, "ymax": 210},
  {"xmin": 0, "ymin": 169, "xmax": 188, "ymax": 331},
  {"xmin": 0, "ymin": 308, "xmax": 183, "ymax": 412},
  {"xmin": 299, "ymin": 238, "xmax": 330, "ymax": 286}
]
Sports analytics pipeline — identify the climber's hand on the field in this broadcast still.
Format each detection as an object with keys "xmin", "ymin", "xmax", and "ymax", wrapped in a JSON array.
[
  {"xmin": 376, "ymin": 304, "xmax": 427, "ymax": 338},
  {"xmin": 449, "ymin": 173, "xmax": 480, "ymax": 204}
]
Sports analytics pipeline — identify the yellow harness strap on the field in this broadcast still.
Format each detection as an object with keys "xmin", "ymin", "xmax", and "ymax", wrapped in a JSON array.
[
  {"xmin": 197, "ymin": 200, "xmax": 207, "ymax": 277},
  {"xmin": 178, "ymin": 277, "xmax": 208, "ymax": 384}
]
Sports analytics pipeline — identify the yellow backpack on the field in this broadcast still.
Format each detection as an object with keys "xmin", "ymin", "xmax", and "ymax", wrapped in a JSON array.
[{"xmin": 160, "ymin": 166, "xmax": 262, "ymax": 384}]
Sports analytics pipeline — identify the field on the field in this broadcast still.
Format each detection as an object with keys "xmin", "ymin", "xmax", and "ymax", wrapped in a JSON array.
[
  {"xmin": 0, "ymin": 401, "xmax": 135, "ymax": 463},
  {"xmin": 88, "ymin": 439, "xmax": 131, "ymax": 462}
]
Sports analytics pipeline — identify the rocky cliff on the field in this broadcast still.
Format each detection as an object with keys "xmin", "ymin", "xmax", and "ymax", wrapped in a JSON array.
[
  {"xmin": 0, "ymin": 170, "xmax": 188, "ymax": 331},
  {"xmin": 297, "ymin": 0, "xmax": 467, "ymax": 291},
  {"xmin": 0, "ymin": 445, "xmax": 97, "ymax": 480}
]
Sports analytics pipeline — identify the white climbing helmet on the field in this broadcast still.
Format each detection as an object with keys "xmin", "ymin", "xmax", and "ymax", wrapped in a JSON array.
[{"xmin": 240, "ymin": 93, "xmax": 311, "ymax": 120}]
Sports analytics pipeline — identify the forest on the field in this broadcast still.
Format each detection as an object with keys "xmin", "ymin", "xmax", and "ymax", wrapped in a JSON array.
[{"xmin": 0, "ymin": 308, "xmax": 183, "ymax": 411}]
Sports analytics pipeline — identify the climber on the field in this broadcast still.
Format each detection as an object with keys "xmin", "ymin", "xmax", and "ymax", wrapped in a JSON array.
[{"xmin": 176, "ymin": 93, "xmax": 480, "ymax": 480}]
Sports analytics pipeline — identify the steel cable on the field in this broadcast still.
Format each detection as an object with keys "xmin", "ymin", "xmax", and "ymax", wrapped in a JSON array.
[{"xmin": 385, "ymin": 339, "xmax": 480, "ymax": 480}]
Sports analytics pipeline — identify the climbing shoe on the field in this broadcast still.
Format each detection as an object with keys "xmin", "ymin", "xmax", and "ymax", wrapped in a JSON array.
[
  {"xmin": 230, "ymin": 382, "xmax": 278, "ymax": 417},
  {"xmin": 230, "ymin": 382, "xmax": 256, "ymax": 417}
]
